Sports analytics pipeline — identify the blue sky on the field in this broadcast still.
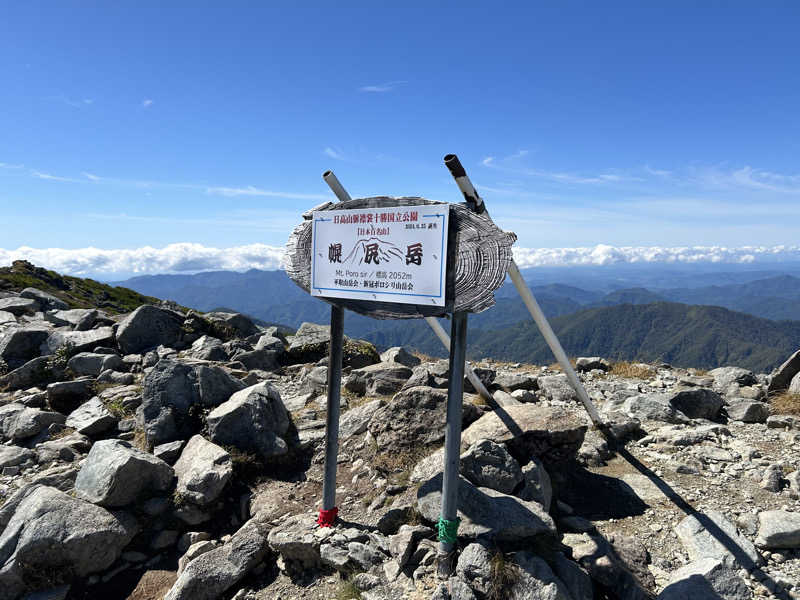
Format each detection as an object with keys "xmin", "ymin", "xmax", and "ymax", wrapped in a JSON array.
[{"xmin": 2, "ymin": 2, "xmax": 799, "ymax": 274}]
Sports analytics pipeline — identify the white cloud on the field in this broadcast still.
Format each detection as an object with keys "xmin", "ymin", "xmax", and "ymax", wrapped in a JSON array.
[
  {"xmin": 358, "ymin": 81, "xmax": 406, "ymax": 93},
  {"xmin": 82, "ymin": 172, "xmax": 101, "ymax": 182},
  {"xmin": 142, "ymin": 99, "xmax": 154, "ymax": 108},
  {"xmin": 204, "ymin": 185, "xmax": 330, "ymax": 201},
  {"xmin": 0, "ymin": 162, "xmax": 24, "ymax": 169},
  {"xmin": 31, "ymin": 171, "xmax": 77, "ymax": 182},
  {"xmin": 323, "ymin": 147, "xmax": 345, "ymax": 160},
  {"xmin": 3, "ymin": 243, "xmax": 800, "ymax": 277}
]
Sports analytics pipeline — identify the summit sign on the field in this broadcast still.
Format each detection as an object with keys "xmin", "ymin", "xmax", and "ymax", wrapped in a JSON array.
[{"xmin": 310, "ymin": 205, "xmax": 449, "ymax": 306}]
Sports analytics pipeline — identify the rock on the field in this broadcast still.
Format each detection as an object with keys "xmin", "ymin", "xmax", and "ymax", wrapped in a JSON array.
[
  {"xmin": 154, "ymin": 440, "xmax": 185, "ymax": 464},
  {"xmin": 658, "ymin": 557, "xmax": 750, "ymax": 600},
  {"xmin": 755, "ymin": 510, "xmax": 800, "ymax": 549},
  {"xmin": 666, "ymin": 388, "xmax": 723, "ymax": 420},
  {"xmin": 0, "ymin": 327, "xmax": 50, "ymax": 369},
  {"xmin": 0, "ymin": 357, "xmax": 64, "ymax": 391},
  {"xmin": 287, "ymin": 322, "xmax": 330, "ymax": 363},
  {"xmin": 417, "ymin": 473, "xmax": 556, "ymax": 542},
  {"xmin": 96, "ymin": 369, "xmax": 134, "ymax": 385},
  {"xmin": 459, "ymin": 438, "xmax": 523, "ymax": 494},
  {"xmin": 21, "ymin": 585, "xmax": 71, "ymax": 600},
  {"xmin": 234, "ymin": 349, "xmax": 280, "ymax": 372},
  {"xmin": 116, "ymin": 305, "xmax": 184, "ymax": 354},
  {"xmin": 173, "ymin": 435, "xmax": 233, "ymax": 506},
  {"xmin": 66, "ymin": 352, "xmax": 126, "ymax": 377},
  {"xmin": 0, "ymin": 403, "xmax": 65, "ymax": 442},
  {"xmin": 177, "ymin": 540, "xmax": 217, "ymax": 574},
  {"xmin": 74, "ymin": 439, "xmax": 174, "ymax": 506},
  {"xmin": 41, "ymin": 327, "xmax": 115, "ymax": 355},
  {"xmin": 537, "ymin": 375, "xmax": 578, "ymax": 403},
  {"xmin": 766, "ymin": 414, "xmax": 800, "ymax": 430},
  {"xmin": 461, "ymin": 404, "xmax": 587, "ymax": 466},
  {"xmin": 267, "ymin": 513, "xmax": 324, "ymax": 571},
  {"xmin": 204, "ymin": 311, "xmax": 260, "ymax": 338},
  {"xmin": 0, "ymin": 445, "xmax": 36, "ymax": 469},
  {"xmin": 254, "ymin": 334, "xmax": 284, "ymax": 353},
  {"xmin": 380, "ymin": 346, "xmax": 421, "ymax": 368},
  {"xmin": 49, "ymin": 309, "xmax": 97, "ymax": 328},
  {"xmin": 65, "ymin": 397, "xmax": 117, "ymax": 436},
  {"xmin": 708, "ymin": 367, "xmax": 757, "ymax": 393},
  {"xmin": 675, "ymin": 510, "xmax": 761, "ymax": 570},
  {"xmin": 492, "ymin": 390, "xmax": 521, "ymax": 407},
  {"xmin": 389, "ymin": 524, "xmax": 433, "ymax": 568},
  {"xmin": 164, "ymin": 514, "xmax": 270, "ymax": 600},
  {"xmin": 568, "ymin": 533, "xmax": 654, "ymax": 600},
  {"xmin": 342, "ymin": 338, "xmax": 381, "ymax": 369},
  {"xmin": 29, "ymin": 464, "xmax": 79, "ymax": 491},
  {"xmin": 138, "ymin": 359, "xmax": 244, "ymax": 446},
  {"xmin": 0, "ymin": 311, "xmax": 15, "ymax": 324},
  {"xmin": 0, "ymin": 485, "xmax": 136, "ymax": 599},
  {"xmin": 726, "ymin": 399, "xmax": 769, "ymax": 423},
  {"xmin": 551, "ymin": 552, "xmax": 593, "ymax": 600},
  {"xmin": 494, "ymin": 372, "xmax": 538, "ymax": 392},
  {"xmin": 621, "ymin": 394, "xmax": 689, "ymax": 424},
  {"xmin": 456, "ymin": 542, "xmax": 493, "ymax": 596},
  {"xmin": 46, "ymin": 379, "xmax": 95, "ymax": 414},
  {"xmin": 339, "ymin": 399, "xmax": 381, "ymax": 438},
  {"xmin": 509, "ymin": 551, "xmax": 574, "ymax": 600},
  {"xmin": 20, "ymin": 288, "xmax": 69, "ymax": 311},
  {"xmin": 73, "ymin": 309, "xmax": 100, "ymax": 331},
  {"xmin": 351, "ymin": 363, "xmax": 413, "ymax": 396},
  {"xmin": 790, "ymin": 371, "xmax": 800, "ymax": 395},
  {"xmin": 188, "ymin": 335, "xmax": 228, "ymax": 361},
  {"xmin": 768, "ymin": 348, "xmax": 800, "ymax": 394},
  {"xmin": 207, "ymin": 382, "xmax": 290, "ymax": 459},
  {"xmin": 0, "ymin": 297, "xmax": 39, "ymax": 316},
  {"xmin": 35, "ymin": 432, "xmax": 91, "ymax": 463},
  {"xmin": 517, "ymin": 458, "xmax": 553, "ymax": 512},
  {"xmin": 575, "ymin": 357, "xmax": 611, "ymax": 372}
]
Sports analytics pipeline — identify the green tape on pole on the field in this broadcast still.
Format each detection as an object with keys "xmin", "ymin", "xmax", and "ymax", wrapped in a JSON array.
[{"xmin": 436, "ymin": 516, "xmax": 460, "ymax": 544}]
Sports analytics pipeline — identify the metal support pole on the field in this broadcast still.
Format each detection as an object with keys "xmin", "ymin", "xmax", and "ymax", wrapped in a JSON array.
[
  {"xmin": 442, "ymin": 154, "xmax": 606, "ymax": 430},
  {"xmin": 320, "ymin": 304, "xmax": 344, "ymax": 524},
  {"xmin": 437, "ymin": 311, "xmax": 468, "ymax": 577},
  {"xmin": 323, "ymin": 169, "xmax": 496, "ymax": 405}
]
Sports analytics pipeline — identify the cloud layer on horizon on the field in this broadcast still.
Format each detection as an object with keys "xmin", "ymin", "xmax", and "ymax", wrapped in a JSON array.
[{"xmin": 2, "ymin": 243, "xmax": 800, "ymax": 277}]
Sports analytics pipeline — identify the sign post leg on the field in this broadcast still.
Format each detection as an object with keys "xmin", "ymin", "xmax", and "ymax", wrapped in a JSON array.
[
  {"xmin": 437, "ymin": 311, "xmax": 468, "ymax": 577},
  {"xmin": 318, "ymin": 304, "xmax": 344, "ymax": 527}
]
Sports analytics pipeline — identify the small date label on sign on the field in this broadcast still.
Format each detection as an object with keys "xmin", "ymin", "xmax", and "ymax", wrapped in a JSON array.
[{"xmin": 310, "ymin": 205, "xmax": 449, "ymax": 306}]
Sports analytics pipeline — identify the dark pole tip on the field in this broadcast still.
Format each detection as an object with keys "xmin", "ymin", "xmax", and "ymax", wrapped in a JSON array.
[
  {"xmin": 322, "ymin": 170, "xmax": 333, "ymax": 178},
  {"xmin": 444, "ymin": 154, "xmax": 466, "ymax": 178}
]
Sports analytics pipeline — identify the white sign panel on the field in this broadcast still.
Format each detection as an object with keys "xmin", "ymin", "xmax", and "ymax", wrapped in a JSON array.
[{"xmin": 310, "ymin": 205, "xmax": 449, "ymax": 306}]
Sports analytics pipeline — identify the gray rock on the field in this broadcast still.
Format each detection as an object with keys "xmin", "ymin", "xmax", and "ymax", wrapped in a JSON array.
[
  {"xmin": 0, "ymin": 403, "xmax": 65, "ymax": 442},
  {"xmin": 790, "ymin": 371, "xmax": 800, "ymax": 395},
  {"xmin": 20, "ymin": 288, "xmax": 68, "ymax": 311},
  {"xmin": 726, "ymin": 399, "xmax": 769, "ymax": 423},
  {"xmin": 287, "ymin": 322, "xmax": 331, "ymax": 363},
  {"xmin": 96, "ymin": 369, "xmax": 134, "ymax": 385},
  {"xmin": 536, "ymin": 375, "xmax": 578, "ymax": 403},
  {"xmin": 74, "ymin": 439, "xmax": 174, "ymax": 506},
  {"xmin": 177, "ymin": 540, "xmax": 217, "ymax": 574},
  {"xmin": 138, "ymin": 359, "xmax": 244, "ymax": 445},
  {"xmin": 29, "ymin": 464, "xmax": 79, "ymax": 492},
  {"xmin": 173, "ymin": 435, "xmax": 232, "ymax": 506},
  {"xmin": 21, "ymin": 584, "xmax": 71, "ymax": 600},
  {"xmin": 41, "ymin": 327, "xmax": 115, "ymax": 355},
  {"xmin": 188, "ymin": 335, "xmax": 228, "ymax": 361},
  {"xmin": 0, "ymin": 297, "xmax": 39, "ymax": 316},
  {"xmin": 117, "ymin": 305, "xmax": 184, "ymax": 355},
  {"xmin": 154, "ymin": 440, "xmax": 185, "ymax": 464},
  {"xmin": 459, "ymin": 438, "xmax": 523, "ymax": 494},
  {"xmin": 456, "ymin": 542, "xmax": 493, "ymax": 597},
  {"xmin": 266, "ymin": 513, "xmax": 323, "ymax": 570},
  {"xmin": 766, "ymin": 414, "xmax": 800, "ymax": 430},
  {"xmin": 551, "ymin": 552, "xmax": 593, "ymax": 600},
  {"xmin": 0, "ymin": 327, "xmax": 50, "ymax": 368},
  {"xmin": 380, "ymin": 346, "xmax": 421, "ymax": 368},
  {"xmin": 0, "ymin": 485, "xmax": 136, "ymax": 599},
  {"xmin": 461, "ymin": 404, "xmax": 587, "ymax": 466},
  {"xmin": 510, "ymin": 551, "xmax": 574, "ymax": 600},
  {"xmin": 65, "ymin": 397, "xmax": 117, "ymax": 436},
  {"xmin": 575, "ymin": 357, "xmax": 611, "ymax": 372},
  {"xmin": 494, "ymin": 372, "xmax": 538, "ymax": 392},
  {"xmin": 388, "ymin": 524, "xmax": 433, "ymax": 568},
  {"xmin": 339, "ymin": 399, "xmax": 381, "ymax": 438},
  {"xmin": 46, "ymin": 379, "xmax": 95, "ymax": 414},
  {"xmin": 35, "ymin": 432, "xmax": 91, "ymax": 464},
  {"xmin": 350, "ymin": 363, "xmax": 413, "ymax": 396},
  {"xmin": 675, "ymin": 510, "xmax": 761, "ymax": 570},
  {"xmin": 416, "ymin": 473, "xmax": 556, "ymax": 543},
  {"xmin": 207, "ymin": 382, "xmax": 290, "ymax": 459},
  {"xmin": 708, "ymin": 367, "xmax": 757, "ymax": 393},
  {"xmin": 0, "ymin": 446, "xmax": 36, "ymax": 469},
  {"xmin": 0, "ymin": 311, "xmax": 15, "ymax": 324},
  {"xmin": 768, "ymin": 348, "xmax": 800, "ymax": 394},
  {"xmin": 203, "ymin": 311, "xmax": 259, "ymax": 338},
  {"xmin": 254, "ymin": 334, "xmax": 284, "ymax": 353},
  {"xmin": 66, "ymin": 352, "xmax": 125, "ymax": 377},
  {"xmin": 163, "ymin": 514, "xmax": 270, "ymax": 600},
  {"xmin": 517, "ymin": 458, "xmax": 553, "ymax": 512},
  {"xmin": 622, "ymin": 394, "xmax": 689, "ymax": 424},
  {"xmin": 658, "ymin": 557, "xmax": 750, "ymax": 600},
  {"xmin": 0, "ymin": 357, "xmax": 63, "ymax": 391},
  {"xmin": 568, "ymin": 533, "xmax": 654, "ymax": 600},
  {"xmin": 755, "ymin": 510, "xmax": 800, "ymax": 549},
  {"xmin": 73, "ymin": 309, "xmax": 100, "ymax": 331},
  {"xmin": 49, "ymin": 309, "xmax": 97, "ymax": 327},
  {"xmin": 234, "ymin": 349, "xmax": 280, "ymax": 372},
  {"xmin": 667, "ymin": 388, "xmax": 723, "ymax": 420}
]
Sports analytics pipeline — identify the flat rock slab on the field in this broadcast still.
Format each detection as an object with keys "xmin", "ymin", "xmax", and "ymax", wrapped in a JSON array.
[
  {"xmin": 173, "ymin": 435, "xmax": 232, "ymax": 506},
  {"xmin": 65, "ymin": 397, "xmax": 117, "ymax": 436},
  {"xmin": 416, "ymin": 473, "xmax": 555, "ymax": 543},
  {"xmin": 755, "ymin": 510, "xmax": 800, "ymax": 549},
  {"xmin": 461, "ymin": 404, "xmax": 587, "ymax": 465},
  {"xmin": 657, "ymin": 557, "xmax": 750, "ymax": 600},
  {"xmin": 675, "ymin": 510, "xmax": 761, "ymax": 570}
]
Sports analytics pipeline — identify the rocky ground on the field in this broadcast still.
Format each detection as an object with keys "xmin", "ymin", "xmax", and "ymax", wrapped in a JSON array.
[{"xmin": 1, "ymin": 285, "xmax": 800, "ymax": 600}]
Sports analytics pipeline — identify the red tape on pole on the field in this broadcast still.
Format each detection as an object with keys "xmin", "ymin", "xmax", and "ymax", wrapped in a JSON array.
[{"xmin": 316, "ymin": 507, "xmax": 338, "ymax": 527}]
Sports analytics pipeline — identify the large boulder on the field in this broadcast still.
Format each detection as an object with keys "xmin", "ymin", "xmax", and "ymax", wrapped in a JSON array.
[
  {"xmin": 74, "ymin": 440, "xmax": 174, "ymax": 507},
  {"xmin": 0, "ymin": 403, "xmax": 65, "ymax": 442},
  {"xmin": 138, "ymin": 360, "xmax": 244, "ymax": 446},
  {"xmin": 203, "ymin": 312, "xmax": 259, "ymax": 339},
  {"xmin": 0, "ymin": 297, "xmax": 39, "ymax": 316},
  {"xmin": 349, "ymin": 363, "xmax": 413, "ymax": 396},
  {"xmin": 41, "ymin": 327, "xmax": 115, "ymax": 355},
  {"xmin": 173, "ymin": 435, "xmax": 233, "ymax": 506},
  {"xmin": 164, "ymin": 516, "xmax": 270, "ymax": 600},
  {"xmin": 725, "ymin": 399, "xmax": 769, "ymax": 423},
  {"xmin": 461, "ymin": 404, "xmax": 587, "ymax": 466},
  {"xmin": 416, "ymin": 473, "xmax": 555, "ymax": 543},
  {"xmin": 66, "ymin": 352, "xmax": 125, "ymax": 377},
  {"xmin": 207, "ymin": 382, "xmax": 290, "ymax": 459},
  {"xmin": 666, "ymin": 388, "xmax": 723, "ymax": 420},
  {"xmin": 19, "ymin": 288, "xmax": 69, "ymax": 311},
  {"xmin": 116, "ymin": 305, "xmax": 184, "ymax": 355},
  {"xmin": 380, "ymin": 346, "xmax": 421, "ymax": 368},
  {"xmin": 657, "ymin": 558, "xmax": 750, "ymax": 600},
  {"xmin": 46, "ymin": 379, "xmax": 95, "ymax": 414},
  {"xmin": 187, "ymin": 335, "xmax": 228, "ymax": 362},
  {"xmin": 0, "ymin": 328, "xmax": 50, "ymax": 369},
  {"xmin": 621, "ymin": 394, "xmax": 689, "ymax": 424},
  {"xmin": 0, "ymin": 485, "xmax": 136, "ymax": 599},
  {"xmin": 287, "ymin": 323, "xmax": 330, "ymax": 363},
  {"xmin": 65, "ymin": 397, "xmax": 117, "ymax": 436},
  {"xmin": 755, "ymin": 510, "xmax": 800, "ymax": 549},
  {"xmin": 537, "ymin": 375, "xmax": 578, "ymax": 403},
  {"xmin": 509, "ymin": 552, "xmax": 575, "ymax": 600},
  {"xmin": 790, "ymin": 372, "xmax": 800, "ymax": 395},
  {"xmin": 459, "ymin": 438, "xmax": 523, "ymax": 495},
  {"xmin": 708, "ymin": 367, "xmax": 757, "ymax": 393},
  {"xmin": 675, "ymin": 510, "xmax": 761, "ymax": 570},
  {"xmin": 0, "ymin": 446, "xmax": 36, "ymax": 469},
  {"xmin": 575, "ymin": 357, "xmax": 611, "ymax": 372},
  {"xmin": 0, "ymin": 357, "xmax": 64, "ymax": 392},
  {"xmin": 768, "ymin": 348, "xmax": 800, "ymax": 394},
  {"xmin": 567, "ymin": 533, "xmax": 655, "ymax": 600}
]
